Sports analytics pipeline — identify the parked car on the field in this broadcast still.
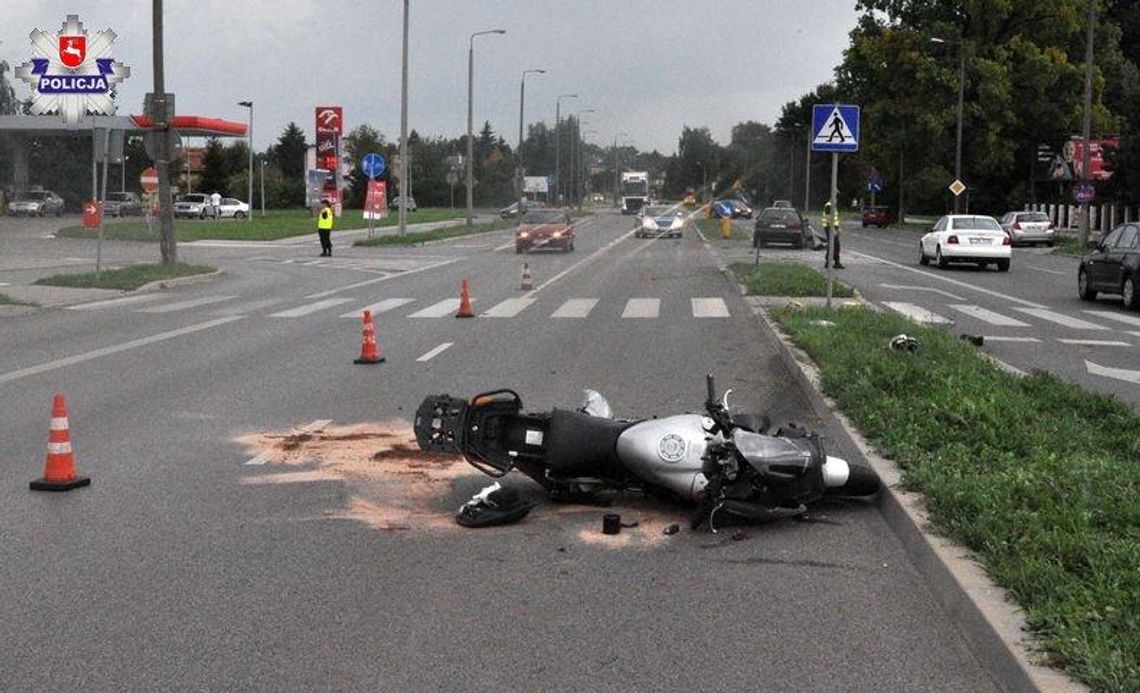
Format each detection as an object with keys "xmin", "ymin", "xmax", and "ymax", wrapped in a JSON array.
[
  {"xmin": 8, "ymin": 189, "xmax": 64, "ymax": 216},
  {"xmin": 174, "ymin": 193, "xmax": 218, "ymax": 219},
  {"xmin": 753, "ymin": 207, "xmax": 814, "ymax": 249},
  {"xmin": 217, "ymin": 197, "xmax": 250, "ymax": 219},
  {"xmin": 861, "ymin": 205, "xmax": 898, "ymax": 228},
  {"xmin": 635, "ymin": 205, "xmax": 686, "ymax": 238},
  {"xmin": 711, "ymin": 199, "xmax": 753, "ymax": 219},
  {"xmin": 999, "ymin": 210, "xmax": 1055, "ymax": 247},
  {"xmin": 1078, "ymin": 222, "xmax": 1139, "ymax": 310},
  {"xmin": 919, "ymin": 214, "xmax": 1011, "ymax": 271},
  {"xmin": 103, "ymin": 191, "xmax": 142, "ymax": 217},
  {"xmin": 389, "ymin": 195, "xmax": 417, "ymax": 212},
  {"xmin": 516, "ymin": 209, "xmax": 575, "ymax": 253}
]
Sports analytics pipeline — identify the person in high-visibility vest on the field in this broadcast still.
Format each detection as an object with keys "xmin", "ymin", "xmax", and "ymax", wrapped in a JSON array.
[
  {"xmin": 317, "ymin": 199, "xmax": 334, "ymax": 256},
  {"xmin": 822, "ymin": 201, "xmax": 844, "ymax": 269}
]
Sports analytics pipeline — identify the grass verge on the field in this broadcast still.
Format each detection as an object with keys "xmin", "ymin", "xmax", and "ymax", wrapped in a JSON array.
[
  {"xmin": 33, "ymin": 263, "xmax": 215, "ymax": 291},
  {"xmin": 1053, "ymin": 235, "xmax": 1090, "ymax": 256},
  {"xmin": 354, "ymin": 218, "xmax": 515, "ymax": 246},
  {"xmin": 55, "ymin": 208, "xmax": 468, "ymax": 242},
  {"xmin": 774, "ymin": 305, "xmax": 1140, "ymax": 691},
  {"xmin": 695, "ymin": 217, "xmax": 750, "ymax": 241},
  {"xmin": 731, "ymin": 262, "xmax": 855, "ymax": 298},
  {"xmin": 0, "ymin": 293, "xmax": 35, "ymax": 306}
]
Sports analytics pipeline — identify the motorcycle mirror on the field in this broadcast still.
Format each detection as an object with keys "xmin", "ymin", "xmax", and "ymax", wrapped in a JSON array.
[
  {"xmin": 722, "ymin": 389, "xmax": 733, "ymax": 411},
  {"xmin": 579, "ymin": 389, "xmax": 613, "ymax": 419}
]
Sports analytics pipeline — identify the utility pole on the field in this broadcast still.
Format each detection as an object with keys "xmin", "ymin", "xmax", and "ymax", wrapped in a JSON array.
[
  {"xmin": 152, "ymin": 0, "xmax": 176, "ymax": 264},
  {"xmin": 555, "ymin": 94, "xmax": 577, "ymax": 206},
  {"xmin": 517, "ymin": 69, "xmax": 545, "ymax": 217},
  {"xmin": 466, "ymin": 29, "xmax": 506, "ymax": 227},
  {"xmin": 804, "ymin": 127, "xmax": 811, "ymax": 213},
  {"xmin": 1078, "ymin": 0, "xmax": 1096, "ymax": 246},
  {"xmin": 398, "ymin": 0, "xmax": 409, "ymax": 236}
]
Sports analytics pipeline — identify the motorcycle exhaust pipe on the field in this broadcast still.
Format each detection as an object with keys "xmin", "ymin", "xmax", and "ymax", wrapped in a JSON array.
[{"xmin": 823, "ymin": 456, "xmax": 881, "ymax": 497}]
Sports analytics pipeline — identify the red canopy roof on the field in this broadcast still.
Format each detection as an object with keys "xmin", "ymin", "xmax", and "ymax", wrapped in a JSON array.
[{"xmin": 129, "ymin": 115, "xmax": 248, "ymax": 137}]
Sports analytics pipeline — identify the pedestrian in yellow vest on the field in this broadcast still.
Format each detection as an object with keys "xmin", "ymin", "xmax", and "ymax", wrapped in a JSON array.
[
  {"xmin": 822, "ymin": 201, "xmax": 844, "ymax": 269},
  {"xmin": 317, "ymin": 199, "xmax": 334, "ymax": 256}
]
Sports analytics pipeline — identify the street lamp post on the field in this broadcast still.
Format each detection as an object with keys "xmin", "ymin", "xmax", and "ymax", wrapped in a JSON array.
[
  {"xmin": 931, "ymin": 36, "xmax": 965, "ymax": 213},
  {"xmin": 466, "ymin": 28, "xmax": 506, "ymax": 227},
  {"xmin": 237, "ymin": 100, "xmax": 253, "ymax": 222},
  {"xmin": 259, "ymin": 156, "xmax": 266, "ymax": 217},
  {"xmin": 398, "ymin": 0, "xmax": 409, "ymax": 236},
  {"xmin": 573, "ymin": 109, "xmax": 594, "ymax": 209},
  {"xmin": 581, "ymin": 129, "xmax": 598, "ymax": 209},
  {"xmin": 554, "ymin": 94, "xmax": 577, "ymax": 206},
  {"xmin": 517, "ymin": 68, "xmax": 545, "ymax": 216},
  {"xmin": 612, "ymin": 131, "xmax": 628, "ymax": 208}
]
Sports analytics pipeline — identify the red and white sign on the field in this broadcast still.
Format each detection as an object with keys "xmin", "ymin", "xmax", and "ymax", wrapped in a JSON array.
[
  {"xmin": 365, "ymin": 180, "xmax": 388, "ymax": 220},
  {"xmin": 58, "ymin": 35, "xmax": 86, "ymax": 68},
  {"xmin": 82, "ymin": 200, "xmax": 101, "ymax": 229},
  {"xmin": 315, "ymin": 106, "xmax": 343, "ymax": 135},
  {"xmin": 139, "ymin": 166, "xmax": 159, "ymax": 193}
]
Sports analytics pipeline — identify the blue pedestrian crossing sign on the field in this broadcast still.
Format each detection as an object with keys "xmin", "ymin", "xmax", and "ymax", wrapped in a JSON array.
[
  {"xmin": 361, "ymin": 152, "xmax": 386, "ymax": 179},
  {"xmin": 812, "ymin": 104, "xmax": 860, "ymax": 153}
]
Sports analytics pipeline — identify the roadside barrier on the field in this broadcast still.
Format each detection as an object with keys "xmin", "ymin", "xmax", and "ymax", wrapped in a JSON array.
[
  {"xmin": 353, "ymin": 310, "xmax": 386, "ymax": 364},
  {"xmin": 30, "ymin": 393, "xmax": 91, "ymax": 492},
  {"xmin": 520, "ymin": 263, "xmax": 534, "ymax": 291},
  {"xmin": 456, "ymin": 279, "xmax": 474, "ymax": 318}
]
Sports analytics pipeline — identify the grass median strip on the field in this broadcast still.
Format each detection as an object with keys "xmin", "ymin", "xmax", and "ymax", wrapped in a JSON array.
[
  {"xmin": 731, "ymin": 262, "xmax": 855, "ymax": 298},
  {"xmin": 774, "ymin": 305, "xmax": 1140, "ymax": 691},
  {"xmin": 34, "ymin": 263, "xmax": 215, "ymax": 291},
  {"xmin": 354, "ymin": 218, "xmax": 515, "ymax": 246},
  {"xmin": 1, "ymin": 293, "xmax": 35, "ymax": 306}
]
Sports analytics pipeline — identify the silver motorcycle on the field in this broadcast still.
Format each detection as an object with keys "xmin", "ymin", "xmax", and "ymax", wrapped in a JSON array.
[{"xmin": 414, "ymin": 374, "xmax": 880, "ymax": 531}]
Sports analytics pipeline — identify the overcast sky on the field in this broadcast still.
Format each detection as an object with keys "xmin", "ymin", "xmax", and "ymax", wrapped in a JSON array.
[{"xmin": 3, "ymin": 1, "xmax": 859, "ymax": 154}]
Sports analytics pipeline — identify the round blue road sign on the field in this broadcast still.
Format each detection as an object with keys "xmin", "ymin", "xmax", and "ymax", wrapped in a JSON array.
[{"xmin": 362, "ymin": 152, "xmax": 386, "ymax": 179}]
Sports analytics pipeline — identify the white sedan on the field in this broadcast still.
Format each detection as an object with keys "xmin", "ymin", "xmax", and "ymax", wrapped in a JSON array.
[
  {"xmin": 919, "ymin": 214, "xmax": 1011, "ymax": 271},
  {"xmin": 217, "ymin": 198, "xmax": 250, "ymax": 219}
]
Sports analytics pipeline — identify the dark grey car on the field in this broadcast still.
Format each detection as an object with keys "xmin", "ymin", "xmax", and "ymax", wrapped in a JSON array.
[
  {"xmin": 753, "ymin": 207, "xmax": 815, "ymax": 249},
  {"xmin": 1078, "ymin": 222, "xmax": 1140, "ymax": 310}
]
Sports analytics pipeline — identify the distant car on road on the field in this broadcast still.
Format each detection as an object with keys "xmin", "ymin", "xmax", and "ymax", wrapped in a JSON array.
[
  {"xmin": 711, "ymin": 199, "xmax": 753, "ymax": 219},
  {"xmin": 389, "ymin": 195, "xmax": 417, "ymax": 212},
  {"xmin": 174, "ymin": 193, "xmax": 219, "ymax": 219},
  {"xmin": 753, "ymin": 207, "xmax": 813, "ymax": 249},
  {"xmin": 7, "ymin": 189, "xmax": 64, "ymax": 217},
  {"xmin": 217, "ymin": 198, "xmax": 250, "ymax": 219},
  {"xmin": 516, "ymin": 209, "xmax": 574, "ymax": 253},
  {"xmin": 999, "ymin": 210, "xmax": 1055, "ymax": 247},
  {"xmin": 103, "ymin": 192, "xmax": 142, "ymax": 217},
  {"xmin": 919, "ymin": 214, "xmax": 1011, "ymax": 271},
  {"xmin": 635, "ymin": 205, "xmax": 686, "ymax": 238},
  {"xmin": 771, "ymin": 199, "xmax": 794, "ymax": 209},
  {"xmin": 861, "ymin": 205, "xmax": 897, "ymax": 228},
  {"xmin": 1078, "ymin": 222, "xmax": 1139, "ymax": 310},
  {"xmin": 682, "ymin": 192, "xmax": 697, "ymax": 207}
]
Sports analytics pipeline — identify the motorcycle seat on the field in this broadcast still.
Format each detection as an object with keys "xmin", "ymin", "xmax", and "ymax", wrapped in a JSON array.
[{"xmin": 545, "ymin": 409, "xmax": 633, "ymax": 479}]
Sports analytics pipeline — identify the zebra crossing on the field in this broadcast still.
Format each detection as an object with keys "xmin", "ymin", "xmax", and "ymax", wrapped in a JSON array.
[{"xmin": 882, "ymin": 301, "xmax": 1138, "ymax": 345}]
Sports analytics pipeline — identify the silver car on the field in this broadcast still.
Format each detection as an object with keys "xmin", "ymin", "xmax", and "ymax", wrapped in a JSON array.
[
  {"xmin": 8, "ymin": 189, "xmax": 65, "ymax": 216},
  {"xmin": 174, "ymin": 193, "xmax": 219, "ymax": 219},
  {"xmin": 999, "ymin": 210, "xmax": 1055, "ymax": 247}
]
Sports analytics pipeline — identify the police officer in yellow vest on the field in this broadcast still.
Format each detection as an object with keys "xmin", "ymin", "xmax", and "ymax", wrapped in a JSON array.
[
  {"xmin": 317, "ymin": 199, "xmax": 334, "ymax": 256},
  {"xmin": 822, "ymin": 201, "xmax": 844, "ymax": 269}
]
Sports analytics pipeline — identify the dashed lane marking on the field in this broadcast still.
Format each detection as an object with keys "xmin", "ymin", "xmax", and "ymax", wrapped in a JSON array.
[
  {"xmin": 339, "ymin": 298, "xmax": 416, "ymax": 319},
  {"xmin": 1084, "ymin": 310, "xmax": 1140, "ymax": 328},
  {"xmin": 212, "ymin": 298, "xmax": 286, "ymax": 315},
  {"xmin": 1013, "ymin": 308, "xmax": 1108, "ymax": 331},
  {"xmin": 139, "ymin": 295, "xmax": 238, "ymax": 313},
  {"xmin": 408, "ymin": 298, "xmax": 461, "ymax": 318},
  {"xmin": 244, "ymin": 419, "xmax": 332, "ymax": 465},
  {"xmin": 882, "ymin": 302, "xmax": 951, "ymax": 324},
  {"xmin": 416, "ymin": 342, "xmax": 453, "ymax": 362},
  {"xmin": 692, "ymin": 297, "xmax": 730, "ymax": 318},
  {"xmin": 481, "ymin": 297, "xmax": 535, "ymax": 318},
  {"xmin": 269, "ymin": 298, "xmax": 353, "ymax": 318},
  {"xmin": 948, "ymin": 304, "xmax": 1030, "ymax": 327},
  {"xmin": 551, "ymin": 298, "xmax": 598, "ymax": 318},
  {"xmin": 982, "ymin": 336, "xmax": 1041, "ymax": 343},
  {"xmin": 621, "ymin": 298, "xmax": 660, "ymax": 319},
  {"xmin": 1058, "ymin": 339, "xmax": 1132, "ymax": 347},
  {"xmin": 67, "ymin": 293, "xmax": 166, "ymax": 310}
]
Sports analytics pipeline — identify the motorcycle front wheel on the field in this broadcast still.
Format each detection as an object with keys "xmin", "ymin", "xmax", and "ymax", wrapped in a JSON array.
[{"xmin": 826, "ymin": 463, "xmax": 880, "ymax": 497}]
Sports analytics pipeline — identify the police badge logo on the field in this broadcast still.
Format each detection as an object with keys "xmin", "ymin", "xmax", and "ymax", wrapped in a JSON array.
[{"xmin": 15, "ymin": 15, "xmax": 130, "ymax": 124}]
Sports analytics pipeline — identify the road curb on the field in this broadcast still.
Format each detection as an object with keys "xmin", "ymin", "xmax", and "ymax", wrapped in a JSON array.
[
  {"xmin": 712, "ymin": 256, "xmax": 1085, "ymax": 693},
  {"xmin": 135, "ymin": 268, "xmax": 225, "ymax": 293}
]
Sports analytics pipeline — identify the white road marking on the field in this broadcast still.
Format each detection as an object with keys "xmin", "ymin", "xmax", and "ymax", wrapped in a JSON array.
[
  {"xmin": 0, "ymin": 316, "xmax": 244, "ymax": 386},
  {"xmin": 1026, "ymin": 266, "xmax": 1066, "ymax": 276},
  {"xmin": 622, "ymin": 298, "xmax": 660, "ymax": 318},
  {"xmin": 408, "ymin": 298, "xmax": 461, "ymax": 318},
  {"xmin": 1013, "ymin": 308, "xmax": 1108, "ymax": 331},
  {"xmin": 339, "ymin": 298, "xmax": 416, "ymax": 319},
  {"xmin": 880, "ymin": 284, "xmax": 964, "ymax": 300},
  {"xmin": 269, "ymin": 298, "xmax": 353, "ymax": 317},
  {"xmin": 1085, "ymin": 360, "xmax": 1140, "ymax": 384},
  {"xmin": 982, "ymin": 336, "xmax": 1041, "ymax": 343},
  {"xmin": 1058, "ymin": 339, "xmax": 1131, "ymax": 347},
  {"xmin": 0, "ymin": 282, "xmax": 9, "ymax": 287},
  {"xmin": 948, "ymin": 305, "xmax": 1029, "ymax": 327},
  {"xmin": 67, "ymin": 293, "xmax": 166, "ymax": 310},
  {"xmin": 244, "ymin": 419, "xmax": 332, "ymax": 465},
  {"xmin": 212, "ymin": 298, "xmax": 286, "ymax": 315},
  {"xmin": 453, "ymin": 244, "xmax": 490, "ymax": 249},
  {"xmin": 482, "ymin": 297, "xmax": 535, "ymax": 318},
  {"xmin": 551, "ymin": 298, "xmax": 598, "ymax": 318},
  {"xmin": 139, "ymin": 295, "xmax": 238, "ymax": 313},
  {"xmin": 1083, "ymin": 310, "xmax": 1140, "ymax": 328},
  {"xmin": 849, "ymin": 251, "xmax": 1047, "ymax": 308},
  {"xmin": 416, "ymin": 342, "xmax": 453, "ymax": 362},
  {"xmin": 692, "ymin": 297, "xmax": 730, "ymax": 318},
  {"xmin": 304, "ymin": 258, "xmax": 459, "ymax": 299},
  {"xmin": 882, "ymin": 302, "xmax": 951, "ymax": 324}
]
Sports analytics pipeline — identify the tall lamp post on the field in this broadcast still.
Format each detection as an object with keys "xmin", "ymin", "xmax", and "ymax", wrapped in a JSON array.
[
  {"xmin": 554, "ymin": 93, "xmax": 578, "ymax": 206},
  {"xmin": 466, "ymin": 28, "xmax": 506, "ymax": 227},
  {"xmin": 572, "ymin": 108, "xmax": 594, "ymax": 208},
  {"xmin": 259, "ymin": 155, "xmax": 266, "ymax": 217},
  {"xmin": 931, "ymin": 36, "xmax": 965, "ymax": 213},
  {"xmin": 612, "ymin": 131, "xmax": 629, "ymax": 208},
  {"xmin": 517, "ymin": 68, "xmax": 545, "ymax": 216},
  {"xmin": 581, "ymin": 129, "xmax": 598, "ymax": 208},
  {"xmin": 237, "ymin": 100, "xmax": 253, "ymax": 222}
]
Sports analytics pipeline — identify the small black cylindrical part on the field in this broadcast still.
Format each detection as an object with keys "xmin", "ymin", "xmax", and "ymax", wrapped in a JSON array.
[{"xmin": 602, "ymin": 513, "xmax": 621, "ymax": 535}]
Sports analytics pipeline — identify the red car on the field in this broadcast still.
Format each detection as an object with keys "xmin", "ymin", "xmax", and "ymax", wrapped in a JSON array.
[
  {"xmin": 516, "ymin": 209, "xmax": 575, "ymax": 253},
  {"xmin": 861, "ymin": 205, "xmax": 898, "ymax": 227}
]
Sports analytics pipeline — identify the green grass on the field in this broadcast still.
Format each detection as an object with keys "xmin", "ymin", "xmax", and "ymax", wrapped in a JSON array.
[
  {"xmin": 33, "ymin": 263, "xmax": 215, "ymax": 291},
  {"xmin": 354, "ymin": 218, "xmax": 516, "ymax": 246},
  {"xmin": 774, "ymin": 305, "xmax": 1140, "ymax": 691},
  {"xmin": 731, "ymin": 262, "xmax": 855, "ymax": 298},
  {"xmin": 695, "ymin": 217, "xmax": 750, "ymax": 241},
  {"xmin": 55, "ymin": 208, "xmax": 467, "ymax": 242},
  {"xmin": 0, "ymin": 293, "xmax": 34, "ymax": 306},
  {"xmin": 1053, "ymin": 235, "xmax": 1092, "ymax": 256}
]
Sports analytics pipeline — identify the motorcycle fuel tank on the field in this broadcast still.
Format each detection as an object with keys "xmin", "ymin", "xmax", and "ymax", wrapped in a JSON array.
[{"xmin": 615, "ymin": 414, "xmax": 712, "ymax": 500}]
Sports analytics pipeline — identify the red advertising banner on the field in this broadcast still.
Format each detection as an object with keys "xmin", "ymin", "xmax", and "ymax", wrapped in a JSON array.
[
  {"xmin": 365, "ymin": 180, "xmax": 388, "ymax": 220},
  {"xmin": 315, "ymin": 106, "xmax": 343, "ymax": 135}
]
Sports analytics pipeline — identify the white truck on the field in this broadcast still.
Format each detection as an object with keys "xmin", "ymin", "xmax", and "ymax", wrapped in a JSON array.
[{"xmin": 620, "ymin": 171, "xmax": 650, "ymax": 215}]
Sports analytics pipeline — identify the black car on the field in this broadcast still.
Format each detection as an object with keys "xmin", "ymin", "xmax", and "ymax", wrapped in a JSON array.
[
  {"xmin": 1078, "ymin": 222, "xmax": 1140, "ymax": 310},
  {"xmin": 753, "ymin": 207, "xmax": 814, "ymax": 249}
]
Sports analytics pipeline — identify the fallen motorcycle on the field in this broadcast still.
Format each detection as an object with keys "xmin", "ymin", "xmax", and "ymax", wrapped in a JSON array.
[{"xmin": 414, "ymin": 374, "xmax": 880, "ymax": 531}]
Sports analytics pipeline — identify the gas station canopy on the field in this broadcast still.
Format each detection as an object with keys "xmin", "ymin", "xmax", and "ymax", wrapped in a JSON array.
[{"xmin": 0, "ymin": 114, "xmax": 247, "ymax": 137}]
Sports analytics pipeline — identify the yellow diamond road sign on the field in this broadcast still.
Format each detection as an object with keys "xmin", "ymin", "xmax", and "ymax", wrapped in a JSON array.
[{"xmin": 948, "ymin": 179, "xmax": 966, "ymax": 196}]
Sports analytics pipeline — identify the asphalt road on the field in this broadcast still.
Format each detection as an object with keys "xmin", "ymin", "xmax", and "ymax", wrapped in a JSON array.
[
  {"xmin": 0, "ymin": 211, "xmax": 999, "ymax": 691},
  {"xmin": 726, "ymin": 218, "xmax": 1140, "ymax": 409}
]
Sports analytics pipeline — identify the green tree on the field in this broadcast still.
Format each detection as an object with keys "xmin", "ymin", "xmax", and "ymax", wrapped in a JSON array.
[
  {"xmin": 270, "ymin": 122, "xmax": 307, "ymax": 182},
  {"xmin": 342, "ymin": 124, "xmax": 387, "ymax": 208},
  {"xmin": 198, "ymin": 137, "xmax": 229, "ymax": 195}
]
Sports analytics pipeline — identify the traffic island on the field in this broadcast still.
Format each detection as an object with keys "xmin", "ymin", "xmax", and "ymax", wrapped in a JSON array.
[{"xmin": 34, "ymin": 262, "xmax": 217, "ymax": 291}]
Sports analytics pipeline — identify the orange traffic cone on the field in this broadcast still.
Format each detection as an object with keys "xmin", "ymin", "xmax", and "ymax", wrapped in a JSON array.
[
  {"xmin": 30, "ymin": 394, "xmax": 91, "ymax": 492},
  {"xmin": 520, "ymin": 263, "xmax": 534, "ymax": 291},
  {"xmin": 456, "ymin": 279, "xmax": 475, "ymax": 318},
  {"xmin": 354, "ymin": 310, "xmax": 386, "ymax": 364}
]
